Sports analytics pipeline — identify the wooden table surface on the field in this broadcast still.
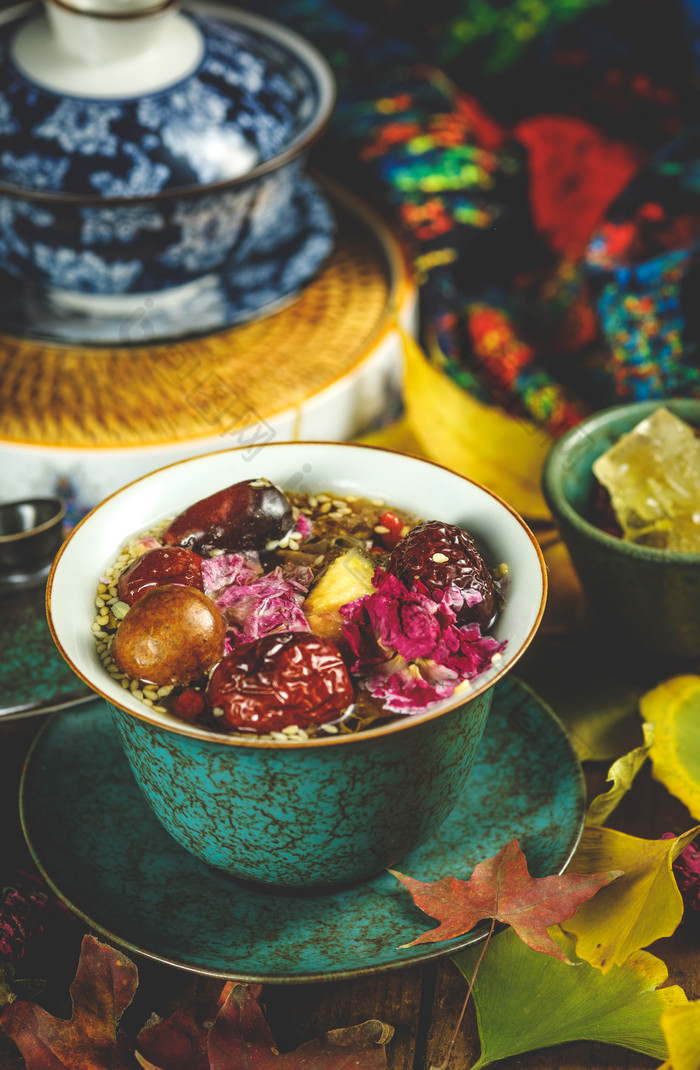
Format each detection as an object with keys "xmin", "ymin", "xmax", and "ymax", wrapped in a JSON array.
[{"xmin": 0, "ymin": 634, "xmax": 698, "ymax": 1070}]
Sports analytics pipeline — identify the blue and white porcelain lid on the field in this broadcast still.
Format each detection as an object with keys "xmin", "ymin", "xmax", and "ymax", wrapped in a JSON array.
[{"xmin": 0, "ymin": 0, "xmax": 334, "ymax": 198}]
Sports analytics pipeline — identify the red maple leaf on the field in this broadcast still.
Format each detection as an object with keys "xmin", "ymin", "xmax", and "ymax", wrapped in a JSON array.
[
  {"xmin": 0, "ymin": 933, "xmax": 137, "ymax": 1069},
  {"xmin": 392, "ymin": 838, "xmax": 621, "ymax": 962}
]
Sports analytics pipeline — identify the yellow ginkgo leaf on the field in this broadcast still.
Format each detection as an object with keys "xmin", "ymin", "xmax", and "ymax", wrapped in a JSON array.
[
  {"xmin": 641, "ymin": 675, "xmax": 700, "ymax": 821},
  {"xmin": 658, "ymin": 1000, "xmax": 700, "ymax": 1070},
  {"xmin": 356, "ymin": 414, "xmax": 428, "ymax": 457},
  {"xmin": 563, "ymin": 825, "xmax": 700, "ymax": 973},
  {"xmin": 586, "ymin": 723, "xmax": 655, "ymax": 827},
  {"xmin": 400, "ymin": 329, "xmax": 552, "ymax": 520}
]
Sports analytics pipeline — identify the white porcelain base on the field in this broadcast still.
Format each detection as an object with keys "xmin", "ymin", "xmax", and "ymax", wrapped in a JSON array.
[
  {"xmin": 0, "ymin": 294, "xmax": 416, "ymax": 511},
  {"xmin": 46, "ymin": 275, "xmax": 218, "ymax": 319}
]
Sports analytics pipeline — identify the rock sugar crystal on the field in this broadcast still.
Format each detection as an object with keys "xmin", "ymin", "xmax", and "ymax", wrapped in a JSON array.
[{"xmin": 592, "ymin": 407, "xmax": 700, "ymax": 552}]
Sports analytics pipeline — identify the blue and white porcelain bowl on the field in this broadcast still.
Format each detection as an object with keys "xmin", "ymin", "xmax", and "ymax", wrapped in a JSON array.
[{"xmin": 0, "ymin": 0, "xmax": 335, "ymax": 313}]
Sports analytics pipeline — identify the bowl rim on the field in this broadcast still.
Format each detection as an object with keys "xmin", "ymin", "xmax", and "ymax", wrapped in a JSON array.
[
  {"xmin": 47, "ymin": 441, "xmax": 548, "ymax": 748},
  {"xmin": 44, "ymin": 0, "xmax": 177, "ymax": 22},
  {"xmin": 0, "ymin": 497, "xmax": 66, "ymax": 544},
  {"xmin": 0, "ymin": 1, "xmax": 336, "ymax": 206},
  {"xmin": 542, "ymin": 399, "xmax": 700, "ymax": 563}
]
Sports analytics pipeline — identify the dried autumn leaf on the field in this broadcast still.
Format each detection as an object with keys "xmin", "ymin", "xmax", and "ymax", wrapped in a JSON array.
[
  {"xmin": 137, "ymin": 984, "xmax": 394, "ymax": 1070},
  {"xmin": 391, "ymin": 838, "xmax": 620, "ymax": 961},
  {"xmin": 136, "ymin": 1001, "xmax": 213, "ymax": 1070},
  {"xmin": 563, "ymin": 825, "xmax": 700, "ymax": 973},
  {"xmin": 658, "ymin": 999, "xmax": 700, "ymax": 1070},
  {"xmin": 0, "ymin": 933, "xmax": 137, "ymax": 1070},
  {"xmin": 641, "ymin": 675, "xmax": 700, "ymax": 820},
  {"xmin": 451, "ymin": 927, "xmax": 686, "ymax": 1068},
  {"xmin": 0, "ymin": 962, "xmax": 44, "ymax": 1010},
  {"xmin": 586, "ymin": 722, "xmax": 654, "ymax": 826}
]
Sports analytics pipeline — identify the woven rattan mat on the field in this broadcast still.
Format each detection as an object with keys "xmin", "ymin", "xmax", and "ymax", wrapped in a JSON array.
[{"xmin": 0, "ymin": 184, "xmax": 406, "ymax": 448}]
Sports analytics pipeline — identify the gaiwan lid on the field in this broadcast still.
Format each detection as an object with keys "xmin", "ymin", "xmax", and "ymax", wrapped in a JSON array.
[{"xmin": 0, "ymin": 0, "xmax": 334, "ymax": 200}]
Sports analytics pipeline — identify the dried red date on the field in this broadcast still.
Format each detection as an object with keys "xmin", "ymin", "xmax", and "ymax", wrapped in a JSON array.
[
  {"xmin": 389, "ymin": 520, "xmax": 496, "ymax": 626},
  {"xmin": 163, "ymin": 478, "xmax": 293, "ymax": 554},
  {"xmin": 117, "ymin": 547, "xmax": 203, "ymax": 606},
  {"xmin": 206, "ymin": 632, "xmax": 354, "ymax": 734}
]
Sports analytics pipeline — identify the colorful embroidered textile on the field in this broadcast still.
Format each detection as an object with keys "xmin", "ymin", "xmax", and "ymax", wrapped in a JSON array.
[{"xmin": 251, "ymin": 0, "xmax": 700, "ymax": 434}]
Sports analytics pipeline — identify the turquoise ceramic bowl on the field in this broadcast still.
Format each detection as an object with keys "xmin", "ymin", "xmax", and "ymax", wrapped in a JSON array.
[
  {"xmin": 542, "ymin": 399, "xmax": 700, "ymax": 659},
  {"xmin": 47, "ymin": 443, "xmax": 546, "ymax": 888}
]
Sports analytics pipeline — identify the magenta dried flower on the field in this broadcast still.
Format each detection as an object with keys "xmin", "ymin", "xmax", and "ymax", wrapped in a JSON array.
[
  {"xmin": 662, "ymin": 833, "xmax": 700, "ymax": 910},
  {"xmin": 341, "ymin": 568, "xmax": 506, "ymax": 712},
  {"xmin": 0, "ymin": 873, "xmax": 49, "ymax": 962}
]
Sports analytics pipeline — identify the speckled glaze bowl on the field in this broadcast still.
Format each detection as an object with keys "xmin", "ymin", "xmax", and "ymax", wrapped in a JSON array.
[
  {"xmin": 47, "ymin": 443, "xmax": 546, "ymax": 888},
  {"xmin": 542, "ymin": 399, "xmax": 700, "ymax": 659},
  {"xmin": 0, "ymin": 0, "xmax": 334, "ymax": 309}
]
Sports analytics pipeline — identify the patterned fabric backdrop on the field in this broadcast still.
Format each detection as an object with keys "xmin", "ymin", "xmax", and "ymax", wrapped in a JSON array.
[{"xmin": 247, "ymin": 0, "xmax": 700, "ymax": 435}]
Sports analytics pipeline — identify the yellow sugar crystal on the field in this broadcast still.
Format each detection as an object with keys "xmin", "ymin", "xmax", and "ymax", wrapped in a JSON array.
[{"xmin": 592, "ymin": 407, "xmax": 700, "ymax": 552}]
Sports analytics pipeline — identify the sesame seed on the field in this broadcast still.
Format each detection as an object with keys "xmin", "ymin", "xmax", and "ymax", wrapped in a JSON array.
[
  {"xmin": 317, "ymin": 494, "xmax": 331, "ymax": 503},
  {"xmin": 432, "ymin": 552, "xmax": 449, "ymax": 563},
  {"xmin": 491, "ymin": 652, "xmax": 503, "ymax": 664},
  {"xmin": 371, "ymin": 499, "xmax": 385, "ymax": 506},
  {"xmin": 374, "ymin": 525, "xmax": 390, "ymax": 534},
  {"xmin": 320, "ymin": 502, "xmax": 332, "ymax": 514}
]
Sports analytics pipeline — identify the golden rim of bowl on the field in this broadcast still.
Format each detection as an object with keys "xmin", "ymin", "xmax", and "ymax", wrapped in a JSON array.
[{"xmin": 47, "ymin": 442, "xmax": 548, "ymax": 748}]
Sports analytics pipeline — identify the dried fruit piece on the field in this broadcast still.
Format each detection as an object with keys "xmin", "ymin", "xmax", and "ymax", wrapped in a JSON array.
[
  {"xmin": 303, "ymin": 549, "xmax": 376, "ymax": 645},
  {"xmin": 112, "ymin": 585, "xmax": 225, "ymax": 687},
  {"xmin": 375, "ymin": 511, "xmax": 407, "ymax": 551},
  {"xmin": 173, "ymin": 689, "xmax": 206, "ymax": 723},
  {"xmin": 117, "ymin": 546, "xmax": 204, "ymax": 606},
  {"xmin": 163, "ymin": 478, "xmax": 294, "ymax": 554},
  {"xmin": 388, "ymin": 520, "xmax": 496, "ymax": 626},
  {"xmin": 206, "ymin": 632, "xmax": 354, "ymax": 733}
]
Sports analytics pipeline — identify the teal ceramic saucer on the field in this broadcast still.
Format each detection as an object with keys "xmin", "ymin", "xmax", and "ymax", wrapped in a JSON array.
[
  {"xmin": 0, "ymin": 582, "xmax": 92, "ymax": 720},
  {"xmin": 20, "ymin": 677, "xmax": 585, "ymax": 983}
]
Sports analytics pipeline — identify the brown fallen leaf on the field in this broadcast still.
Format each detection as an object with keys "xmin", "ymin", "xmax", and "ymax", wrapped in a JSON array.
[
  {"xmin": 0, "ymin": 933, "xmax": 137, "ymax": 1069},
  {"xmin": 137, "ymin": 984, "xmax": 394, "ymax": 1070},
  {"xmin": 392, "ymin": 837, "xmax": 621, "ymax": 962}
]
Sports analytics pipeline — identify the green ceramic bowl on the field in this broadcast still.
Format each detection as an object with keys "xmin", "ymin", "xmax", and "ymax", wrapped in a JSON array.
[
  {"xmin": 542, "ymin": 399, "xmax": 700, "ymax": 659},
  {"xmin": 48, "ymin": 442, "xmax": 547, "ymax": 889}
]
